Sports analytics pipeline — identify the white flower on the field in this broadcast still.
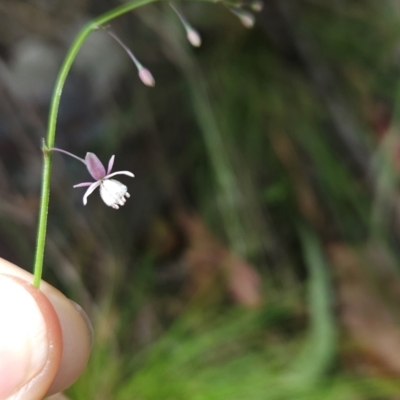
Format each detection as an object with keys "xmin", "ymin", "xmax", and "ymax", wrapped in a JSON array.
[
  {"xmin": 72, "ymin": 152, "xmax": 134, "ymax": 209},
  {"xmin": 50, "ymin": 148, "xmax": 135, "ymax": 209}
]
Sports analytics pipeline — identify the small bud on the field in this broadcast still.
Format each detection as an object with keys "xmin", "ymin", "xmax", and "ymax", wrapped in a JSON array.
[
  {"xmin": 187, "ymin": 29, "xmax": 202, "ymax": 47},
  {"xmin": 229, "ymin": 7, "xmax": 255, "ymax": 29},
  {"xmin": 103, "ymin": 27, "xmax": 155, "ymax": 87},
  {"xmin": 239, "ymin": 12, "xmax": 255, "ymax": 28},
  {"xmin": 251, "ymin": 1, "xmax": 263, "ymax": 12},
  {"xmin": 139, "ymin": 68, "xmax": 155, "ymax": 87},
  {"xmin": 170, "ymin": 3, "xmax": 202, "ymax": 47}
]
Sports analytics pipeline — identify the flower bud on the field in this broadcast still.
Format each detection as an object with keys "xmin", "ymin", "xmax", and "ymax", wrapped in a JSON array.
[
  {"xmin": 138, "ymin": 68, "xmax": 155, "ymax": 87},
  {"xmin": 187, "ymin": 29, "xmax": 202, "ymax": 47},
  {"xmin": 236, "ymin": 10, "xmax": 255, "ymax": 28},
  {"xmin": 251, "ymin": 1, "xmax": 263, "ymax": 12}
]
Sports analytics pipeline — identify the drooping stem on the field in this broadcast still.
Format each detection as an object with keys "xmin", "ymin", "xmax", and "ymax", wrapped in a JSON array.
[
  {"xmin": 105, "ymin": 29, "xmax": 143, "ymax": 71},
  {"xmin": 103, "ymin": 28, "xmax": 156, "ymax": 87},
  {"xmin": 50, "ymin": 148, "xmax": 87, "ymax": 164},
  {"xmin": 33, "ymin": 0, "xmax": 159, "ymax": 288},
  {"xmin": 169, "ymin": 3, "xmax": 189, "ymax": 28},
  {"xmin": 169, "ymin": 3, "xmax": 202, "ymax": 47}
]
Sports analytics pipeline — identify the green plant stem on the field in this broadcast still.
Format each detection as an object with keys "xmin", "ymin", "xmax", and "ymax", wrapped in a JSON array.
[{"xmin": 33, "ymin": 0, "xmax": 158, "ymax": 288}]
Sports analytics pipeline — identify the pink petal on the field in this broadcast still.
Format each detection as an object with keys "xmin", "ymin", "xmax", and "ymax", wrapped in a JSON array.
[
  {"xmin": 82, "ymin": 181, "xmax": 101, "ymax": 205},
  {"xmin": 73, "ymin": 182, "xmax": 94, "ymax": 188},
  {"xmin": 107, "ymin": 155, "xmax": 115, "ymax": 175},
  {"xmin": 105, "ymin": 171, "xmax": 135, "ymax": 179},
  {"xmin": 85, "ymin": 153, "xmax": 106, "ymax": 180}
]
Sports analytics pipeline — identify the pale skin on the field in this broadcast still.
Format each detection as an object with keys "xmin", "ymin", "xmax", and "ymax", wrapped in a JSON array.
[{"xmin": 0, "ymin": 258, "xmax": 93, "ymax": 399}]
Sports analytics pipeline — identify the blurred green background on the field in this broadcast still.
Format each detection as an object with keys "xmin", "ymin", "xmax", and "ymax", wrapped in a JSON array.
[{"xmin": 2, "ymin": 0, "xmax": 400, "ymax": 398}]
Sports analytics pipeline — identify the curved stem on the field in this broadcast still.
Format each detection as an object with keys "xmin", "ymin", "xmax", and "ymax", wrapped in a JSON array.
[
  {"xmin": 33, "ymin": 0, "xmax": 159, "ymax": 288},
  {"xmin": 50, "ymin": 148, "xmax": 86, "ymax": 164},
  {"xmin": 105, "ymin": 29, "xmax": 144, "ymax": 71}
]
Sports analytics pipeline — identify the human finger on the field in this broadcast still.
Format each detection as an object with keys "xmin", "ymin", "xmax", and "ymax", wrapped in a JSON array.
[
  {"xmin": 0, "ymin": 274, "xmax": 63, "ymax": 399},
  {"xmin": 0, "ymin": 258, "xmax": 93, "ymax": 397}
]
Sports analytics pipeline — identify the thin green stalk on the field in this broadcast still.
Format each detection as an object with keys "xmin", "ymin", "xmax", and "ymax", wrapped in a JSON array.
[
  {"xmin": 33, "ymin": 0, "xmax": 158, "ymax": 288},
  {"xmin": 284, "ymin": 225, "xmax": 335, "ymax": 390}
]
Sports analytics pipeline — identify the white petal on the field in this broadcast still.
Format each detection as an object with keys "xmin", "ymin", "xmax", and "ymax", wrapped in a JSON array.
[
  {"xmin": 82, "ymin": 181, "xmax": 101, "ymax": 205},
  {"xmin": 74, "ymin": 182, "xmax": 94, "ymax": 188},
  {"xmin": 105, "ymin": 171, "xmax": 135, "ymax": 179},
  {"xmin": 100, "ymin": 179, "xmax": 130, "ymax": 208}
]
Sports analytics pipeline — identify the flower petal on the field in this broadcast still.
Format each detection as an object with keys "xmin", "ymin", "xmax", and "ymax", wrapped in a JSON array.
[
  {"xmin": 105, "ymin": 171, "xmax": 135, "ymax": 179},
  {"xmin": 85, "ymin": 153, "xmax": 106, "ymax": 180},
  {"xmin": 73, "ymin": 182, "xmax": 94, "ymax": 188},
  {"xmin": 100, "ymin": 179, "xmax": 129, "ymax": 208},
  {"xmin": 82, "ymin": 181, "xmax": 101, "ymax": 205},
  {"xmin": 107, "ymin": 155, "xmax": 115, "ymax": 175}
]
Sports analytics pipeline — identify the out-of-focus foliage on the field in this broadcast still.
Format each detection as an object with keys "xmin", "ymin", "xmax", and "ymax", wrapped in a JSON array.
[{"xmin": 1, "ymin": 0, "xmax": 400, "ymax": 398}]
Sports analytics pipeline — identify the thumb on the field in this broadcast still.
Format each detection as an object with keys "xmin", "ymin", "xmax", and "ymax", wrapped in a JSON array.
[{"xmin": 0, "ymin": 274, "xmax": 63, "ymax": 399}]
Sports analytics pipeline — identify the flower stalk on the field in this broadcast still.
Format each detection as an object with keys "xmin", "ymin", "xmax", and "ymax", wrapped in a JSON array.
[
  {"xmin": 32, "ymin": 0, "xmax": 238, "ymax": 288},
  {"xmin": 104, "ymin": 28, "xmax": 155, "ymax": 87},
  {"xmin": 33, "ymin": 0, "xmax": 158, "ymax": 288}
]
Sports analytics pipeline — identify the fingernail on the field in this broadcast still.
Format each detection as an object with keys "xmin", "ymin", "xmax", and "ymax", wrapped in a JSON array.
[
  {"xmin": 70, "ymin": 301, "xmax": 94, "ymax": 347},
  {"xmin": 0, "ymin": 275, "xmax": 48, "ymax": 399}
]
